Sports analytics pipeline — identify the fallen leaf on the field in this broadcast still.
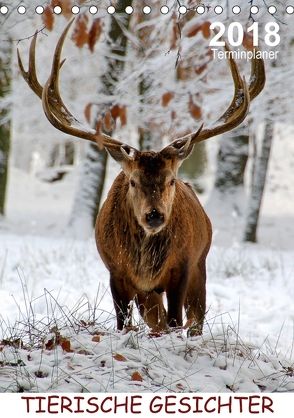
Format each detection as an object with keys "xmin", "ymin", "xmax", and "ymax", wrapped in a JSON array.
[
  {"xmin": 45, "ymin": 337, "xmax": 56, "ymax": 350},
  {"xmin": 77, "ymin": 349, "xmax": 92, "ymax": 355},
  {"xmin": 34, "ymin": 370, "xmax": 48, "ymax": 378},
  {"xmin": 60, "ymin": 338, "xmax": 73, "ymax": 353},
  {"xmin": 131, "ymin": 371, "xmax": 143, "ymax": 382},
  {"xmin": 113, "ymin": 353, "xmax": 127, "ymax": 362},
  {"xmin": 92, "ymin": 335, "xmax": 101, "ymax": 343}
]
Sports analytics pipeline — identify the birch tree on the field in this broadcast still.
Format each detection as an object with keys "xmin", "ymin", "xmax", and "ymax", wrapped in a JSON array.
[
  {"xmin": 69, "ymin": 0, "xmax": 133, "ymax": 235},
  {"xmin": 0, "ymin": 40, "xmax": 11, "ymax": 215},
  {"xmin": 244, "ymin": 4, "xmax": 292, "ymax": 242}
]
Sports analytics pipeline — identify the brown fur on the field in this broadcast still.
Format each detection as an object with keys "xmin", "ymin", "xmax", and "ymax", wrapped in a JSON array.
[{"xmin": 95, "ymin": 152, "xmax": 212, "ymax": 334}]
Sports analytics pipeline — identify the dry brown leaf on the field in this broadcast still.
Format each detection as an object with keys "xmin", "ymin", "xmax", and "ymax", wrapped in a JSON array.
[
  {"xmin": 45, "ymin": 337, "xmax": 56, "ymax": 350},
  {"xmin": 171, "ymin": 110, "xmax": 177, "ymax": 121},
  {"xmin": 84, "ymin": 103, "xmax": 92, "ymax": 123},
  {"xmin": 170, "ymin": 16, "xmax": 180, "ymax": 50},
  {"xmin": 113, "ymin": 353, "xmax": 127, "ymax": 362},
  {"xmin": 88, "ymin": 19, "xmax": 102, "ymax": 53},
  {"xmin": 95, "ymin": 119, "xmax": 103, "ymax": 133},
  {"xmin": 186, "ymin": 23, "xmax": 202, "ymax": 38},
  {"xmin": 202, "ymin": 21, "xmax": 211, "ymax": 39},
  {"xmin": 42, "ymin": 6, "xmax": 54, "ymax": 31},
  {"xmin": 92, "ymin": 335, "xmax": 101, "ymax": 343},
  {"xmin": 77, "ymin": 349, "xmax": 92, "ymax": 355},
  {"xmin": 161, "ymin": 92, "xmax": 174, "ymax": 107},
  {"xmin": 60, "ymin": 337, "xmax": 73, "ymax": 353},
  {"xmin": 103, "ymin": 111, "xmax": 114, "ymax": 132},
  {"xmin": 131, "ymin": 371, "xmax": 143, "ymax": 382},
  {"xmin": 195, "ymin": 63, "xmax": 207, "ymax": 75},
  {"xmin": 176, "ymin": 63, "xmax": 190, "ymax": 81},
  {"xmin": 118, "ymin": 106, "xmax": 127, "ymax": 126},
  {"xmin": 72, "ymin": 14, "xmax": 89, "ymax": 49},
  {"xmin": 189, "ymin": 95, "xmax": 202, "ymax": 120},
  {"xmin": 110, "ymin": 104, "xmax": 121, "ymax": 121}
]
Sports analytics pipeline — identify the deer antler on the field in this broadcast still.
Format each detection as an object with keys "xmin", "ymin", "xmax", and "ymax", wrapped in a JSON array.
[
  {"xmin": 168, "ymin": 42, "xmax": 265, "ymax": 149},
  {"xmin": 17, "ymin": 19, "xmax": 118, "ymax": 148}
]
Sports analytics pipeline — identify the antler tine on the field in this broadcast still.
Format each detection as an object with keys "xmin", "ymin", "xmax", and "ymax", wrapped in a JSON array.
[
  {"xmin": 172, "ymin": 41, "xmax": 265, "ymax": 146},
  {"xmin": 248, "ymin": 48, "xmax": 265, "ymax": 101},
  {"xmin": 42, "ymin": 19, "xmax": 112, "ymax": 147},
  {"xmin": 17, "ymin": 31, "xmax": 43, "ymax": 99},
  {"xmin": 18, "ymin": 19, "xmax": 119, "ymax": 149}
]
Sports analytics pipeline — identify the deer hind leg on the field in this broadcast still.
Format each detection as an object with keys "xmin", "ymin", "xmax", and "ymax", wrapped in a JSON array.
[
  {"xmin": 184, "ymin": 261, "xmax": 207, "ymax": 336},
  {"xmin": 136, "ymin": 291, "xmax": 167, "ymax": 332}
]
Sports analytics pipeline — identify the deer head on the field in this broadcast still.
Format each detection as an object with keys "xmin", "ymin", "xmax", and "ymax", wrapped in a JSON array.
[{"xmin": 17, "ymin": 19, "xmax": 265, "ymax": 235}]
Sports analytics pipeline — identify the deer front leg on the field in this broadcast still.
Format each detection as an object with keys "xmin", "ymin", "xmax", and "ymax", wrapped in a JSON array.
[
  {"xmin": 136, "ymin": 291, "xmax": 167, "ymax": 332},
  {"xmin": 110, "ymin": 273, "xmax": 134, "ymax": 330},
  {"xmin": 166, "ymin": 262, "xmax": 189, "ymax": 328}
]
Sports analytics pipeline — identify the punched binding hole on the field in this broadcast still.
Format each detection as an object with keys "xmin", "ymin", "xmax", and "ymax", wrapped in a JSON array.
[
  {"xmin": 18, "ymin": 5, "xmax": 26, "ymax": 14},
  {"xmin": 232, "ymin": 5, "xmax": 241, "ymax": 14},
  {"xmin": 35, "ymin": 6, "xmax": 44, "ymax": 14},
  {"xmin": 53, "ymin": 5, "xmax": 62, "ymax": 15},
  {"xmin": 89, "ymin": 5, "xmax": 98, "ymax": 14},
  {"xmin": 0, "ymin": 5, "xmax": 8, "ymax": 14},
  {"xmin": 71, "ymin": 5, "xmax": 80, "ymax": 15},
  {"xmin": 160, "ymin": 5, "xmax": 169, "ymax": 14}
]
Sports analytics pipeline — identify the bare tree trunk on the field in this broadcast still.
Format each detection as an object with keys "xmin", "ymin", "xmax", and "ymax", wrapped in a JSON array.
[
  {"xmin": 243, "ymin": 5, "xmax": 287, "ymax": 243},
  {"xmin": 69, "ymin": 0, "xmax": 133, "ymax": 236},
  {"xmin": 0, "ymin": 40, "xmax": 11, "ymax": 216},
  {"xmin": 243, "ymin": 120, "xmax": 274, "ymax": 242},
  {"xmin": 215, "ymin": 126, "xmax": 249, "ymax": 191},
  {"xmin": 180, "ymin": 142, "xmax": 207, "ymax": 193}
]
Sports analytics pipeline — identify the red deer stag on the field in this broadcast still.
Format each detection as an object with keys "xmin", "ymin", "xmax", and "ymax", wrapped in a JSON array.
[{"xmin": 18, "ymin": 21, "xmax": 265, "ymax": 335}]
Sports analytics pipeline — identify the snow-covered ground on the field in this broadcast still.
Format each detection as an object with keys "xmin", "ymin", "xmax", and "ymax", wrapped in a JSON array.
[
  {"xmin": 0, "ymin": 140, "xmax": 293, "ymax": 392},
  {"xmin": 0, "ymin": 231, "xmax": 293, "ymax": 392}
]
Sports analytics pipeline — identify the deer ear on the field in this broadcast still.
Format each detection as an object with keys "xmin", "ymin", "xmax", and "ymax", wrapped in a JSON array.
[
  {"xmin": 160, "ymin": 124, "xmax": 203, "ymax": 163},
  {"xmin": 105, "ymin": 144, "xmax": 138, "ymax": 164},
  {"xmin": 160, "ymin": 138, "xmax": 194, "ymax": 162}
]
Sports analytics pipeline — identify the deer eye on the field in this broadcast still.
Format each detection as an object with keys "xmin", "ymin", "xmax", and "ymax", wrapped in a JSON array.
[
  {"xmin": 130, "ymin": 179, "xmax": 136, "ymax": 188},
  {"xmin": 170, "ymin": 179, "xmax": 176, "ymax": 186}
]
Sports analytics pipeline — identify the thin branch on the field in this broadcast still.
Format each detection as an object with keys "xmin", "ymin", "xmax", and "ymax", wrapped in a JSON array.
[{"xmin": 15, "ymin": 26, "xmax": 47, "ymax": 45}]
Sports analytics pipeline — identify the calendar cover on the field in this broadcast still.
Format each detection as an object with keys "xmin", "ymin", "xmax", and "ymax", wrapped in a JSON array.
[{"xmin": 0, "ymin": 1, "xmax": 293, "ymax": 416}]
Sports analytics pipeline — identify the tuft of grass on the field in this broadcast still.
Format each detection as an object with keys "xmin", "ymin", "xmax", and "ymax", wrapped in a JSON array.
[{"xmin": 1, "ymin": 288, "xmax": 294, "ymax": 393}]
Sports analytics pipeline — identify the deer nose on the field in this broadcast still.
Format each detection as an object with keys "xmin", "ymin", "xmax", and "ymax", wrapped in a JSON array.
[{"xmin": 145, "ymin": 209, "xmax": 164, "ymax": 228}]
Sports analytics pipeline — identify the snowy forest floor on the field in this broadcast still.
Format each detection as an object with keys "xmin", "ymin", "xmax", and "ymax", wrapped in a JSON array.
[{"xmin": 0, "ymin": 145, "xmax": 293, "ymax": 392}]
